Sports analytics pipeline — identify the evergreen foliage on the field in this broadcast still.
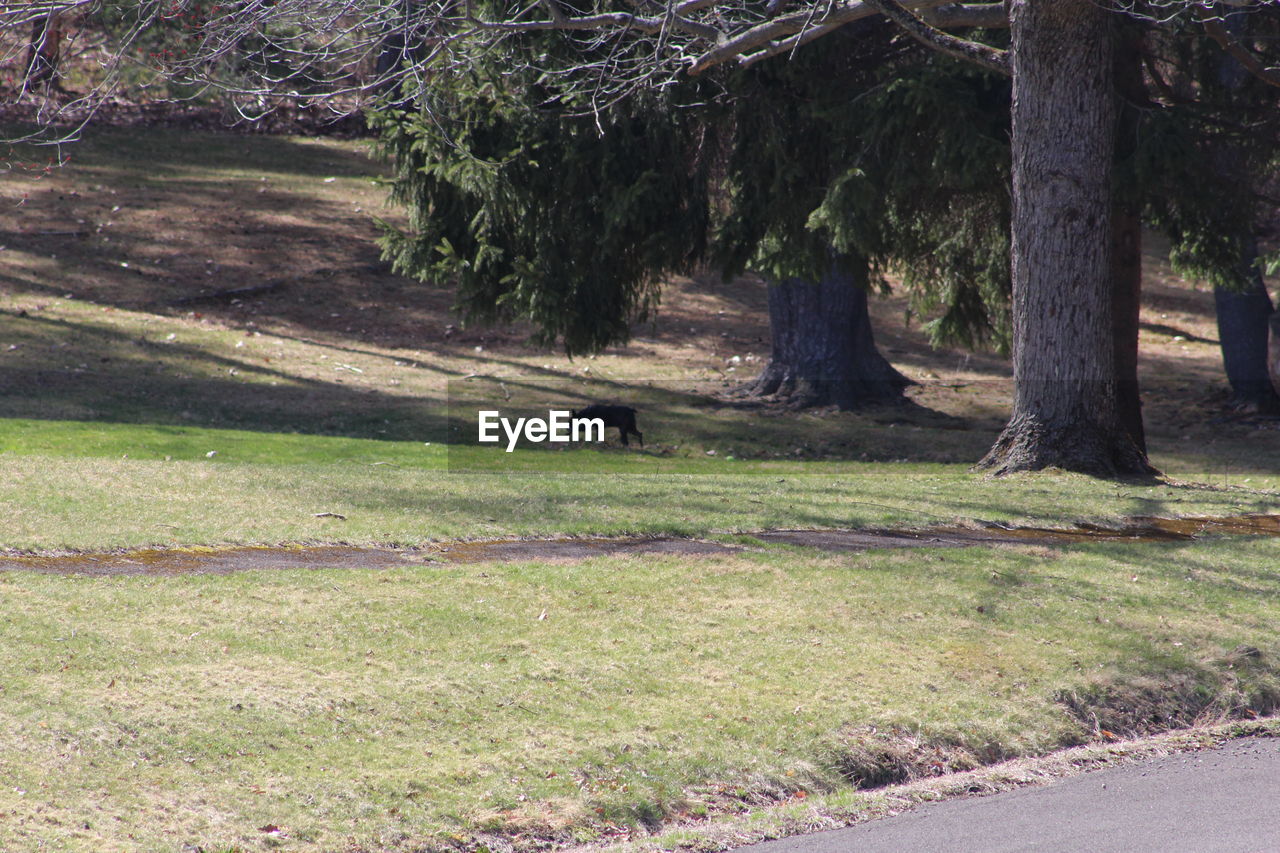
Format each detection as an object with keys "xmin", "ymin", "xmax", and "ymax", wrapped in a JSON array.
[
  {"xmin": 372, "ymin": 63, "xmax": 716, "ymax": 355},
  {"xmin": 1131, "ymin": 18, "xmax": 1280, "ymax": 291},
  {"xmin": 372, "ymin": 27, "xmax": 1017, "ymax": 355},
  {"xmin": 372, "ymin": 15, "xmax": 1277, "ymax": 357}
]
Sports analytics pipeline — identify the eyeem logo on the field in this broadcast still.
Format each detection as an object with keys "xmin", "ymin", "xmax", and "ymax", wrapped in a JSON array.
[{"xmin": 478, "ymin": 410, "xmax": 604, "ymax": 452}]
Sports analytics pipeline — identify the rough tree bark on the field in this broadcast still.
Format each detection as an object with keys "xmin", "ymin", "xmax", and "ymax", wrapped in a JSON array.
[
  {"xmin": 741, "ymin": 253, "xmax": 911, "ymax": 409},
  {"xmin": 977, "ymin": 0, "xmax": 1151, "ymax": 476}
]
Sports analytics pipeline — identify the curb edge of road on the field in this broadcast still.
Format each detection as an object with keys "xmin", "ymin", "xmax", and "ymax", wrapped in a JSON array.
[{"xmin": 563, "ymin": 717, "xmax": 1280, "ymax": 853}]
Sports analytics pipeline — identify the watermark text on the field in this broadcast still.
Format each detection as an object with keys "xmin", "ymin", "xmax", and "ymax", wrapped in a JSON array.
[{"xmin": 477, "ymin": 410, "xmax": 604, "ymax": 452}]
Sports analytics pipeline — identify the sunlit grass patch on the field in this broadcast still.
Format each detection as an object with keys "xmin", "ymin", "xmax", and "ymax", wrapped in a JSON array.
[{"xmin": 1, "ymin": 447, "xmax": 1278, "ymax": 552}]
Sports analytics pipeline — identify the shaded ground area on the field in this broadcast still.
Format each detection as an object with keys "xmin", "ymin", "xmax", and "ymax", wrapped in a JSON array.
[{"xmin": 3, "ymin": 514, "xmax": 1278, "ymax": 575}]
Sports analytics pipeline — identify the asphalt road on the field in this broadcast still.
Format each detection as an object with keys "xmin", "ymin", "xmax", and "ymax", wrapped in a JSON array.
[{"xmin": 735, "ymin": 737, "xmax": 1280, "ymax": 853}]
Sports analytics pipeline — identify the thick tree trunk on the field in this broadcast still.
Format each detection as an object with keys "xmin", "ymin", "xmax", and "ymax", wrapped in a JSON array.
[
  {"xmin": 742, "ymin": 253, "xmax": 910, "ymax": 409},
  {"xmin": 978, "ymin": 0, "xmax": 1151, "ymax": 477},
  {"xmin": 1214, "ymin": 235, "xmax": 1280, "ymax": 411}
]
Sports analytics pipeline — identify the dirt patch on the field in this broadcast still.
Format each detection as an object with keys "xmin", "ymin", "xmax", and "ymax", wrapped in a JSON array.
[
  {"xmin": 755, "ymin": 529, "xmax": 1012, "ymax": 551},
  {"xmin": 0, "ymin": 544, "xmax": 417, "ymax": 576},
  {"xmin": 4, "ymin": 514, "xmax": 1278, "ymax": 576},
  {"xmin": 0, "ymin": 538, "xmax": 738, "ymax": 575},
  {"xmin": 431, "ymin": 536, "xmax": 739, "ymax": 563},
  {"xmin": 755, "ymin": 513, "xmax": 1280, "ymax": 550},
  {"xmin": 962, "ymin": 513, "xmax": 1280, "ymax": 542}
]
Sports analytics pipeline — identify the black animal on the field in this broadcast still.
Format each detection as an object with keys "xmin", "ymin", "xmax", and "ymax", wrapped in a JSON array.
[{"xmin": 570, "ymin": 405, "xmax": 643, "ymax": 448}]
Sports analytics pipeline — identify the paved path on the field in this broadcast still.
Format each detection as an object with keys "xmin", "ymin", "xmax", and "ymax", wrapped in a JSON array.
[{"xmin": 736, "ymin": 736, "xmax": 1280, "ymax": 853}]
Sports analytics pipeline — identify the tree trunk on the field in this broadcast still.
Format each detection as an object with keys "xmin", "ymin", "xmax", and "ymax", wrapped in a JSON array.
[
  {"xmin": 978, "ymin": 0, "xmax": 1151, "ymax": 477},
  {"xmin": 1112, "ymin": 33, "xmax": 1146, "ymax": 453},
  {"xmin": 1112, "ymin": 206, "xmax": 1146, "ymax": 450},
  {"xmin": 742, "ymin": 253, "xmax": 910, "ymax": 409},
  {"xmin": 1209, "ymin": 9, "xmax": 1280, "ymax": 413},
  {"xmin": 374, "ymin": 0, "xmax": 426, "ymax": 106},
  {"xmin": 1215, "ymin": 235, "xmax": 1280, "ymax": 411},
  {"xmin": 1270, "ymin": 311, "xmax": 1280, "ymax": 397},
  {"xmin": 24, "ymin": 13, "xmax": 63, "ymax": 89}
]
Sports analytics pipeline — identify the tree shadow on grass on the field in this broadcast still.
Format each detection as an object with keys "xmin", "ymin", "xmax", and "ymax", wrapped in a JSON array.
[
  {"xmin": 0, "ymin": 309, "xmax": 457, "ymax": 442},
  {"xmin": 437, "ymin": 371, "xmax": 996, "ymax": 464},
  {"xmin": 1, "ymin": 127, "xmax": 474, "ymax": 353}
]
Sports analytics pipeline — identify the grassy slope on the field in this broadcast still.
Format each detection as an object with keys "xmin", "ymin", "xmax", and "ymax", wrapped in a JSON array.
[
  {"xmin": 1, "ymin": 127, "xmax": 1279, "ymax": 851},
  {"xmin": 3, "ymin": 539, "xmax": 1279, "ymax": 851}
]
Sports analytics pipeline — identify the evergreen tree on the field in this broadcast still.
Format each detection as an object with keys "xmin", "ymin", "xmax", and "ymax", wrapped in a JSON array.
[{"xmin": 373, "ymin": 25, "xmax": 1014, "ymax": 407}]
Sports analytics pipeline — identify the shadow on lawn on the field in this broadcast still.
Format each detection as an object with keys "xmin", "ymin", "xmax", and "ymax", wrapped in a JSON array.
[
  {"xmin": 5, "ymin": 129, "xmax": 1265, "ymax": 471},
  {"xmin": 1, "ymin": 127, "xmax": 465, "ymax": 352},
  {"xmin": 0, "ymin": 308, "xmax": 458, "ymax": 441},
  {"xmin": 0, "ymin": 300, "xmax": 996, "ymax": 462},
  {"xmin": 439, "ymin": 371, "xmax": 997, "ymax": 465}
]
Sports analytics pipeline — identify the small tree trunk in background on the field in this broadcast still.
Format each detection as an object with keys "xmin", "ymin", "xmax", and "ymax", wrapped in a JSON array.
[
  {"xmin": 24, "ymin": 13, "xmax": 63, "ymax": 89},
  {"xmin": 374, "ymin": 0, "xmax": 425, "ymax": 106},
  {"xmin": 1269, "ymin": 312, "xmax": 1280, "ymax": 396},
  {"xmin": 1210, "ymin": 9, "xmax": 1280, "ymax": 412},
  {"xmin": 742, "ymin": 253, "xmax": 910, "ymax": 409},
  {"xmin": 977, "ymin": 0, "xmax": 1151, "ymax": 477},
  {"xmin": 1215, "ymin": 235, "xmax": 1280, "ymax": 411}
]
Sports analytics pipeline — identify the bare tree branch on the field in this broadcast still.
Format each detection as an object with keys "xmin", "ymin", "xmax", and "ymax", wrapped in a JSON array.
[
  {"xmin": 687, "ymin": 0, "xmax": 960, "ymax": 74},
  {"xmin": 919, "ymin": 3, "xmax": 1007, "ymax": 30},
  {"xmin": 20, "ymin": 0, "xmax": 1258, "ymax": 146},
  {"xmin": 1197, "ymin": 7, "xmax": 1280, "ymax": 89},
  {"xmin": 861, "ymin": 0, "xmax": 1008, "ymax": 75}
]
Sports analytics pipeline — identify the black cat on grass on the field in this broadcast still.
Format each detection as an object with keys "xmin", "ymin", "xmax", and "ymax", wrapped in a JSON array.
[{"xmin": 571, "ymin": 405, "xmax": 644, "ymax": 448}]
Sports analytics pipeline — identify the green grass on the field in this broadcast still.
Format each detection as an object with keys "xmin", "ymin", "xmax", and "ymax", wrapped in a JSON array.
[
  {"xmin": 0, "ymin": 418, "xmax": 445, "ymax": 467},
  {"xmin": 2, "ymin": 447, "xmax": 1278, "ymax": 551},
  {"xmin": 2, "ymin": 538, "xmax": 1278, "ymax": 851}
]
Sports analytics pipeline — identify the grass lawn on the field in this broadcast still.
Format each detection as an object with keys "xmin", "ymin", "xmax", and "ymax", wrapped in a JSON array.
[
  {"xmin": 3, "ymin": 539, "xmax": 1279, "ymax": 852},
  {"xmin": 1, "ymin": 449, "xmax": 1279, "ymax": 552},
  {"xmin": 1, "ymin": 126, "xmax": 1279, "ymax": 851}
]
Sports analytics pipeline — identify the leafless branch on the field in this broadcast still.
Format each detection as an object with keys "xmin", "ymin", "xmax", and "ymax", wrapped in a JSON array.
[
  {"xmin": 919, "ymin": 3, "xmax": 1006, "ymax": 30},
  {"xmin": 0, "ymin": 0, "xmax": 1018, "ymax": 144},
  {"xmin": 688, "ymin": 0, "xmax": 956, "ymax": 74},
  {"xmin": 861, "ymin": 0, "xmax": 1008, "ymax": 75},
  {"xmin": 1197, "ymin": 7, "xmax": 1280, "ymax": 89}
]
